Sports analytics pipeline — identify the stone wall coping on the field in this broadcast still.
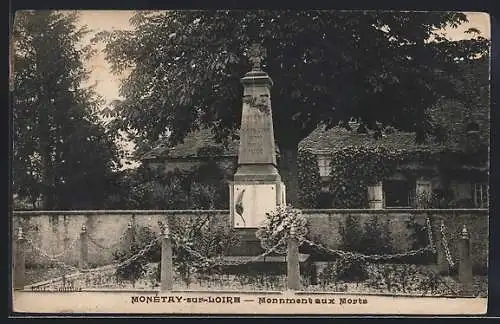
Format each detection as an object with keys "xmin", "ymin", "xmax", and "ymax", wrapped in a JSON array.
[
  {"xmin": 302, "ymin": 208, "xmax": 489, "ymax": 214},
  {"xmin": 12, "ymin": 208, "xmax": 488, "ymax": 217},
  {"xmin": 12, "ymin": 210, "xmax": 231, "ymax": 216}
]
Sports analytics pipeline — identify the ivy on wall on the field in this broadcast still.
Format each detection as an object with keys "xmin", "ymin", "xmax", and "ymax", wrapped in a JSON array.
[
  {"xmin": 329, "ymin": 146, "xmax": 402, "ymax": 208},
  {"xmin": 297, "ymin": 149, "xmax": 322, "ymax": 208},
  {"xmin": 327, "ymin": 145, "xmax": 487, "ymax": 209}
]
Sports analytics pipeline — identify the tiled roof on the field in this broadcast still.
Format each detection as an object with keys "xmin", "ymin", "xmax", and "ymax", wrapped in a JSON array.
[
  {"xmin": 299, "ymin": 125, "xmax": 448, "ymax": 155},
  {"xmin": 142, "ymin": 128, "xmax": 239, "ymax": 160},
  {"xmin": 143, "ymin": 125, "xmax": 458, "ymax": 160}
]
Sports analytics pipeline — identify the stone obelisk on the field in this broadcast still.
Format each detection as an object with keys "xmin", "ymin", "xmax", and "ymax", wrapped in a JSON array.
[{"xmin": 229, "ymin": 44, "xmax": 286, "ymax": 233}]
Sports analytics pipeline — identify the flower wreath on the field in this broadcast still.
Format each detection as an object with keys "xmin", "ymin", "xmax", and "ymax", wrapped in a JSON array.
[{"xmin": 255, "ymin": 205, "xmax": 308, "ymax": 255}]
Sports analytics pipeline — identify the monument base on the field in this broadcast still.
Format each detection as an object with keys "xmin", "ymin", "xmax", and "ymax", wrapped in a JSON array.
[{"xmin": 227, "ymin": 228, "xmax": 264, "ymax": 256}]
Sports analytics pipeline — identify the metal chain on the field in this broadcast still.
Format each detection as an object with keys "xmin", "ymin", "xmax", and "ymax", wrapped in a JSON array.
[
  {"xmin": 112, "ymin": 235, "xmax": 162, "ymax": 269},
  {"xmin": 440, "ymin": 221, "xmax": 455, "ymax": 268},
  {"xmin": 24, "ymin": 238, "xmax": 79, "ymax": 272},
  {"xmin": 214, "ymin": 237, "xmax": 287, "ymax": 266},
  {"xmin": 87, "ymin": 232, "xmax": 126, "ymax": 251},
  {"xmin": 426, "ymin": 215, "xmax": 435, "ymax": 252},
  {"xmin": 302, "ymin": 238, "xmax": 433, "ymax": 262},
  {"xmin": 171, "ymin": 233, "xmax": 287, "ymax": 268},
  {"xmin": 24, "ymin": 235, "xmax": 80, "ymax": 260}
]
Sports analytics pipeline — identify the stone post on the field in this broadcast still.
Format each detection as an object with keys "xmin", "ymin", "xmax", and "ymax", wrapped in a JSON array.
[
  {"xmin": 14, "ymin": 227, "xmax": 26, "ymax": 290},
  {"xmin": 79, "ymin": 224, "xmax": 88, "ymax": 270},
  {"xmin": 287, "ymin": 225, "xmax": 301, "ymax": 291},
  {"xmin": 125, "ymin": 220, "xmax": 135, "ymax": 251},
  {"xmin": 367, "ymin": 181, "xmax": 383, "ymax": 209},
  {"xmin": 458, "ymin": 225, "xmax": 473, "ymax": 296},
  {"xmin": 160, "ymin": 225, "xmax": 174, "ymax": 292}
]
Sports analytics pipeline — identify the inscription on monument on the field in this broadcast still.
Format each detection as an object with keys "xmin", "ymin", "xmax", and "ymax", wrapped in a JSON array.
[{"xmin": 240, "ymin": 111, "xmax": 271, "ymax": 160}]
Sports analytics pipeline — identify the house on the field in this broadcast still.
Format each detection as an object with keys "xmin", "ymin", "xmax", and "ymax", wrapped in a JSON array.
[{"xmin": 142, "ymin": 117, "xmax": 489, "ymax": 209}]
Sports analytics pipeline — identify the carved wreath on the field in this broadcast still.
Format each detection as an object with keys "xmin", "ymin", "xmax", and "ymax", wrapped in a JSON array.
[{"xmin": 243, "ymin": 94, "xmax": 271, "ymax": 115}]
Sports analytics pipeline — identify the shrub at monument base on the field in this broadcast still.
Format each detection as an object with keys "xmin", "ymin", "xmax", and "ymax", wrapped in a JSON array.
[{"xmin": 256, "ymin": 206, "xmax": 308, "ymax": 254}]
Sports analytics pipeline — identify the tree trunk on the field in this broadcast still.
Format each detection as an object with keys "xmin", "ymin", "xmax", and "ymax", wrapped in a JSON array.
[{"xmin": 278, "ymin": 144, "xmax": 299, "ymax": 206}]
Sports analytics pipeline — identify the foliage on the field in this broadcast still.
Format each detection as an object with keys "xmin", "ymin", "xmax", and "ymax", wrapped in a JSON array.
[
  {"xmin": 296, "ymin": 149, "xmax": 322, "ymax": 208},
  {"xmin": 327, "ymin": 141, "xmax": 488, "ymax": 208},
  {"xmin": 108, "ymin": 157, "xmax": 231, "ymax": 209},
  {"xmin": 12, "ymin": 11, "xmax": 120, "ymax": 209},
  {"xmin": 160, "ymin": 217, "xmax": 240, "ymax": 286},
  {"xmin": 338, "ymin": 214, "xmax": 365, "ymax": 252},
  {"xmin": 95, "ymin": 10, "xmax": 488, "ymax": 203},
  {"xmin": 112, "ymin": 218, "xmax": 239, "ymax": 287},
  {"xmin": 256, "ymin": 206, "xmax": 308, "ymax": 254},
  {"xmin": 329, "ymin": 146, "xmax": 402, "ymax": 208},
  {"xmin": 405, "ymin": 215, "xmax": 431, "ymax": 250},
  {"xmin": 361, "ymin": 215, "xmax": 394, "ymax": 255},
  {"xmin": 334, "ymin": 257, "xmax": 370, "ymax": 282},
  {"xmin": 112, "ymin": 225, "xmax": 160, "ymax": 286},
  {"xmin": 429, "ymin": 56, "xmax": 490, "ymax": 148},
  {"xmin": 366, "ymin": 264, "xmax": 441, "ymax": 294},
  {"xmin": 316, "ymin": 257, "xmax": 369, "ymax": 284},
  {"xmin": 339, "ymin": 214, "xmax": 394, "ymax": 256}
]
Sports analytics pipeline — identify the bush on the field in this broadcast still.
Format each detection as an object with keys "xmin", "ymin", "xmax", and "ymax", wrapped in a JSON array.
[
  {"xmin": 161, "ymin": 217, "xmax": 240, "ymax": 286},
  {"xmin": 366, "ymin": 264, "xmax": 441, "ymax": 294},
  {"xmin": 110, "ymin": 150, "xmax": 231, "ymax": 210},
  {"xmin": 112, "ymin": 225, "xmax": 160, "ymax": 286},
  {"xmin": 361, "ymin": 215, "xmax": 393, "ymax": 255},
  {"xmin": 112, "ymin": 218, "xmax": 240, "ymax": 287},
  {"xmin": 339, "ymin": 214, "xmax": 364, "ymax": 252},
  {"xmin": 335, "ymin": 257, "xmax": 370, "ymax": 282},
  {"xmin": 256, "ymin": 206, "xmax": 308, "ymax": 255}
]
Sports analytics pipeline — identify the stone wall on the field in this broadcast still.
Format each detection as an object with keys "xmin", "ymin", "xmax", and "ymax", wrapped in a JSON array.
[
  {"xmin": 304, "ymin": 209, "xmax": 488, "ymax": 272},
  {"xmin": 12, "ymin": 209, "xmax": 488, "ymax": 272},
  {"xmin": 13, "ymin": 210, "xmax": 230, "ymax": 267}
]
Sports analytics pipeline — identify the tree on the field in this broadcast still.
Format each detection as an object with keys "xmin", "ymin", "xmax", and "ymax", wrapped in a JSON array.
[
  {"xmin": 429, "ymin": 55, "xmax": 490, "ymax": 147},
  {"xmin": 12, "ymin": 11, "xmax": 120, "ymax": 209},
  {"xmin": 96, "ymin": 10, "xmax": 489, "ymax": 203}
]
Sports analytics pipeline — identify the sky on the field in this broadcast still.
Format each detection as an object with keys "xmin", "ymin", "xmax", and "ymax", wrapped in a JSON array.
[{"xmin": 78, "ymin": 11, "xmax": 491, "ymax": 106}]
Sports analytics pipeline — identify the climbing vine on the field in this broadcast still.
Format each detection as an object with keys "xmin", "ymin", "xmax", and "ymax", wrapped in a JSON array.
[
  {"xmin": 326, "ymin": 146, "xmax": 484, "ymax": 208},
  {"xmin": 297, "ymin": 149, "xmax": 321, "ymax": 208},
  {"xmin": 329, "ymin": 146, "xmax": 403, "ymax": 208}
]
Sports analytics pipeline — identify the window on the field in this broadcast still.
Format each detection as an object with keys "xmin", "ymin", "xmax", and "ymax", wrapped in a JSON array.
[
  {"xmin": 317, "ymin": 156, "xmax": 331, "ymax": 177},
  {"xmin": 474, "ymin": 183, "xmax": 489, "ymax": 208},
  {"xmin": 384, "ymin": 180, "xmax": 413, "ymax": 207}
]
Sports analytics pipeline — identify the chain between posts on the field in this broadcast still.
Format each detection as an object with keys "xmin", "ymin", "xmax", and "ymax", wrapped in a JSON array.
[
  {"xmin": 426, "ymin": 215, "xmax": 435, "ymax": 252},
  {"xmin": 23, "ymin": 215, "xmax": 462, "ymax": 293},
  {"xmin": 302, "ymin": 238, "xmax": 434, "ymax": 262},
  {"xmin": 24, "ymin": 234, "xmax": 80, "ymax": 260},
  {"xmin": 86, "ymin": 231, "xmax": 128, "ymax": 251},
  {"xmin": 170, "ymin": 232, "xmax": 287, "ymax": 267},
  {"xmin": 24, "ymin": 238, "xmax": 80, "ymax": 273},
  {"xmin": 440, "ymin": 220, "xmax": 455, "ymax": 268}
]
